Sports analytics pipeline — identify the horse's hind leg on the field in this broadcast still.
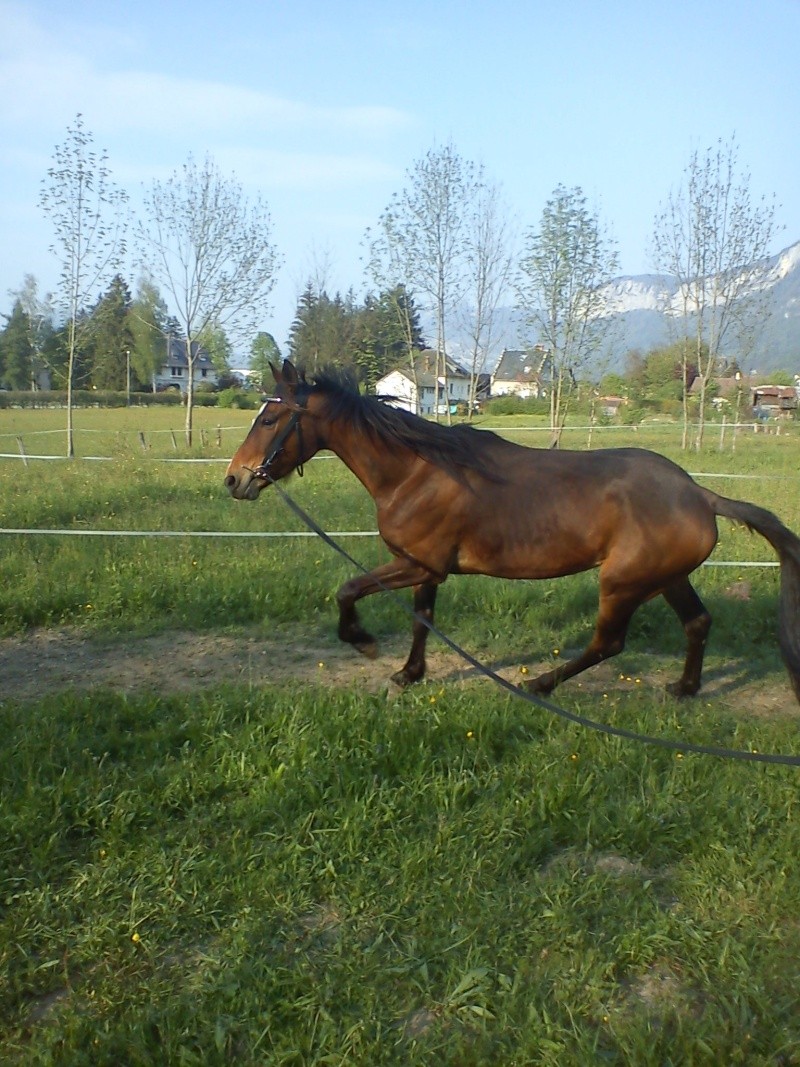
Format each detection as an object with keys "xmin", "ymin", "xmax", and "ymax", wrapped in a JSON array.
[
  {"xmin": 662, "ymin": 576, "xmax": 711, "ymax": 697},
  {"xmin": 525, "ymin": 584, "xmax": 642, "ymax": 695},
  {"xmin": 391, "ymin": 582, "xmax": 438, "ymax": 687}
]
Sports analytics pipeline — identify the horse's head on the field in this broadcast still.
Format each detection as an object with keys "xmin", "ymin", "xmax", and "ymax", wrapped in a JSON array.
[{"xmin": 225, "ymin": 360, "xmax": 317, "ymax": 500}]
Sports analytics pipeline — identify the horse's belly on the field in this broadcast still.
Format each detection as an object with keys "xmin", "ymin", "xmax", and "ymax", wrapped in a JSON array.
[{"xmin": 455, "ymin": 527, "xmax": 604, "ymax": 580}]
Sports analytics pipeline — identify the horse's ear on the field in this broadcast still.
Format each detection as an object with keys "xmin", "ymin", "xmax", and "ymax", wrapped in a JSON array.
[
  {"xmin": 269, "ymin": 361, "xmax": 281, "ymax": 384},
  {"xmin": 281, "ymin": 360, "xmax": 299, "ymax": 388}
]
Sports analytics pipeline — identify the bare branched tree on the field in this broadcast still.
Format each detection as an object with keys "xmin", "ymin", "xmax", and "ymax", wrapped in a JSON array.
[
  {"xmin": 460, "ymin": 179, "xmax": 515, "ymax": 417},
  {"xmin": 367, "ymin": 142, "xmax": 480, "ymax": 422},
  {"xmin": 138, "ymin": 155, "xmax": 280, "ymax": 444},
  {"xmin": 517, "ymin": 186, "xmax": 618, "ymax": 446},
  {"xmin": 39, "ymin": 114, "xmax": 128, "ymax": 455},
  {"xmin": 653, "ymin": 136, "xmax": 780, "ymax": 450},
  {"xmin": 365, "ymin": 233, "xmax": 424, "ymax": 411}
]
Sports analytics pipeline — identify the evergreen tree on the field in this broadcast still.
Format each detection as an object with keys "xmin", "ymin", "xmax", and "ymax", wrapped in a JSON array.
[
  {"xmin": 87, "ymin": 275, "xmax": 133, "ymax": 390},
  {"xmin": 249, "ymin": 332, "xmax": 282, "ymax": 389},
  {"xmin": 129, "ymin": 277, "xmax": 169, "ymax": 391},
  {"xmin": 11, "ymin": 275, "xmax": 54, "ymax": 389},
  {"xmin": 0, "ymin": 300, "xmax": 35, "ymax": 389},
  {"xmin": 352, "ymin": 286, "xmax": 426, "ymax": 388},
  {"xmin": 197, "ymin": 321, "xmax": 233, "ymax": 379},
  {"xmin": 288, "ymin": 283, "xmax": 354, "ymax": 371}
]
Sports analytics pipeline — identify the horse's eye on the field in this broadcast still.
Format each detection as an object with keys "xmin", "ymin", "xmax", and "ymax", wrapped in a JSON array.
[{"xmin": 261, "ymin": 415, "xmax": 278, "ymax": 427}]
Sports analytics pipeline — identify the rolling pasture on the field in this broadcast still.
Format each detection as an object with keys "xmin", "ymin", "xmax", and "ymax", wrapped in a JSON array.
[{"xmin": 2, "ymin": 407, "xmax": 800, "ymax": 1064}]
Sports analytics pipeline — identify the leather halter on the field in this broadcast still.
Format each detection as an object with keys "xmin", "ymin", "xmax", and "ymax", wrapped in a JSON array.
[{"xmin": 251, "ymin": 396, "xmax": 307, "ymax": 480}]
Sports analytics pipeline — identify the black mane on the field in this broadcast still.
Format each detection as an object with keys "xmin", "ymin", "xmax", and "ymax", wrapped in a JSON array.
[{"xmin": 297, "ymin": 365, "xmax": 505, "ymax": 482}]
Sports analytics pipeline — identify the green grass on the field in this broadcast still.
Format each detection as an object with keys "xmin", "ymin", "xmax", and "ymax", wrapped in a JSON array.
[
  {"xmin": 2, "ymin": 683, "xmax": 800, "ymax": 1063},
  {"xmin": 2, "ymin": 409, "xmax": 800, "ymax": 1062}
]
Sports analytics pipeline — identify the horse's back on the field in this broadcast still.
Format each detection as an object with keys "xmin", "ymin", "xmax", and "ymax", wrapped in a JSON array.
[{"xmin": 454, "ymin": 444, "xmax": 718, "ymax": 580}]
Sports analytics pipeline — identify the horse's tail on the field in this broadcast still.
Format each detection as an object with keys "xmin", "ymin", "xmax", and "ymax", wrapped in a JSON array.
[{"xmin": 708, "ymin": 491, "xmax": 800, "ymax": 702}]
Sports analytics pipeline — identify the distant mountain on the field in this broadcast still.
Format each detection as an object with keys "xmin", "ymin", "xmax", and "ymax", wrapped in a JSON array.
[
  {"xmin": 594, "ymin": 240, "xmax": 800, "ymax": 373},
  {"xmin": 447, "ymin": 239, "xmax": 800, "ymax": 375}
]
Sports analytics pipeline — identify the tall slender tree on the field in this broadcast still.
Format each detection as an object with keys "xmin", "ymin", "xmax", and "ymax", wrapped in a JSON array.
[
  {"xmin": 460, "ymin": 178, "xmax": 515, "ymax": 417},
  {"xmin": 517, "ymin": 185, "xmax": 618, "ymax": 446},
  {"xmin": 652, "ymin": 136, "xmax": 780, "ymax": 449},
  {"xmin": 39, "ymin": 114, "xmax": 128, "ymax": 454},
  {"xmin": 367, "ymin": 142, "xmax": 481, "ymax": 421},
  {"xmin": 138, "ymin": 154, "xmax": 280, "ymax": 444}
]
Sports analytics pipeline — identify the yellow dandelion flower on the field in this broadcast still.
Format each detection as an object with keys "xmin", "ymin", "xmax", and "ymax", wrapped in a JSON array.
[{"xmin": 131, "ymin": 932, "xmax": 141, "ymax": 943}]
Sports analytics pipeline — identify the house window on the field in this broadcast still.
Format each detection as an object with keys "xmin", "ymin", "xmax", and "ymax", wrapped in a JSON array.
[
  {"xmin": 201, "ymin": 368, "xmax": 207, "ymax": 378},
  {"xmin": 171, "ymin": 366, "xmax": 183, "ymax": 377}
]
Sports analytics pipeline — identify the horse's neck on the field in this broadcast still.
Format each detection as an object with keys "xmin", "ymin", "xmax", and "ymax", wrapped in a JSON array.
[{"xmin": 323, "ymin": 420, "xmax": 412, "ymax": 500}]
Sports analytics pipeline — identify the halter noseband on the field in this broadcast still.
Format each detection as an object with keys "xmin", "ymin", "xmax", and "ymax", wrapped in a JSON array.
[{"xmin": 251, "ymin": 396, "xmax": 307, "ymax": 480}]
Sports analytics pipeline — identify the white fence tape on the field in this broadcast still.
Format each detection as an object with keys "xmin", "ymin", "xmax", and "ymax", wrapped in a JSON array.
[
  {"xmin": 0, "ymin": 528, "xmax": 376, "ymax": 539},
  {"xmin": 0, "ymin": 453, "xmax": 336, "ymax": 463},
  {"xmin": 0, "ymin": 451, "xmax": 791, "ymax": 480},
  {"xmin": 0, "ymin": 526, "xmax": 779, "ymax": 567}
]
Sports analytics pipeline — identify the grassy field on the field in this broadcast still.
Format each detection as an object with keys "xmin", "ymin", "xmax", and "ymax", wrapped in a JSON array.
[{"xmin": 2, "ymin": 407, "xmax": 800, "ymax": 1064}]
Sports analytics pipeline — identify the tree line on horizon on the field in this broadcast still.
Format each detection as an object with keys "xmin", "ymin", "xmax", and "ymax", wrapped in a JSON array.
[
  {"xmin": 0, "ymin": 274, "xmax": 427, "ymax": 398},
  {"xmin": 0, "ymin": 117, "xmax": 784, "ymax": 452}
]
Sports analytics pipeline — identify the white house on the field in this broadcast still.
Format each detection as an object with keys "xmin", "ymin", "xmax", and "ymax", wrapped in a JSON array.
[
  {"xmin": 153, "ymin": 335, "xmax": 218, "ymax": 393},
  {"xmin": 491, "ymin": 347, "xmax": 551, "ymax": 399},
  {"xmin": 375, "ymin": 350, "xmax": 472, "ymax": 415}
]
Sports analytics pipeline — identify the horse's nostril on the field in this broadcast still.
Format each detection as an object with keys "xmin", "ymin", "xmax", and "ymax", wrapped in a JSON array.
[{"xmin": 224, "ymin": 474, "xmax": 237, "ymax": 489}]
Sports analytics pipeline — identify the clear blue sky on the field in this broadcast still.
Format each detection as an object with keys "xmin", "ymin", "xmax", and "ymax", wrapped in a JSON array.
[{"xmin": 2, "ymin": 0, "xmax": 799, "ymax": 356}]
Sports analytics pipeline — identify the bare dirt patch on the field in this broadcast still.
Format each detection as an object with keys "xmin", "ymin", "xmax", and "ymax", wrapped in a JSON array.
[{"xmin": 0, "ymin": 625, "xmax": 797, "ymax": 722}]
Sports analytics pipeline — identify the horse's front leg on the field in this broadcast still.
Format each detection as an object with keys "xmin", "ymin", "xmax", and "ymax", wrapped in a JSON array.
[
  {"xmin": 391, "ymin": 582, "xmax": 438, "ymax": 687},
  {"xmin": 336, "ymin": 558, "xmax": 433, "ymax": 661}
]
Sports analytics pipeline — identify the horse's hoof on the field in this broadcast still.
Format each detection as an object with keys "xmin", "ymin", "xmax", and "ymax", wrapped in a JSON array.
[
  {"xmin": 665, "ymin": 680, "xmax": 699, "ymax": 699},
  {"xmin": 523, "ymin": 674, "xmax": 555, "ymax": 696},
  {"xmin": 354, "ymin": 640, "xmax": 379, "ymax": 659},
  {"xmin": 390, "ymin": 667, "xmax": 423, "ymax": 687}
]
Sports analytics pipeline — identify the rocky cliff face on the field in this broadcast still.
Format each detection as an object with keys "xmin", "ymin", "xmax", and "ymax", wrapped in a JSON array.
[{"xmin": 590, "ymin": 240, "xmax": 800, "ymax": 372}]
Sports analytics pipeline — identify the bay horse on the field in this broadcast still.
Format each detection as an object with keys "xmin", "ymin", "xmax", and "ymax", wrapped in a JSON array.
[{"xmin": 225, "ymin": 360, "xmax": 800, "ymax": 703}]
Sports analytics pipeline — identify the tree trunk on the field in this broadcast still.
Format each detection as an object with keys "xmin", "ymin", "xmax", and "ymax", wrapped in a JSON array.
[
  {"xmin": 66, "ymin": 319, "xmax": 76, "ymax": 458},
  {"xmin": 184, "ymin": 334, "xmax": 194, "ymax": 447}
]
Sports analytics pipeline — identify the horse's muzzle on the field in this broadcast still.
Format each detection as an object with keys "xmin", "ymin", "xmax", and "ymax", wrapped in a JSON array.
[{"xmin": 224, "ymin": 470, "xmax": 263, "ymax": 500}]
